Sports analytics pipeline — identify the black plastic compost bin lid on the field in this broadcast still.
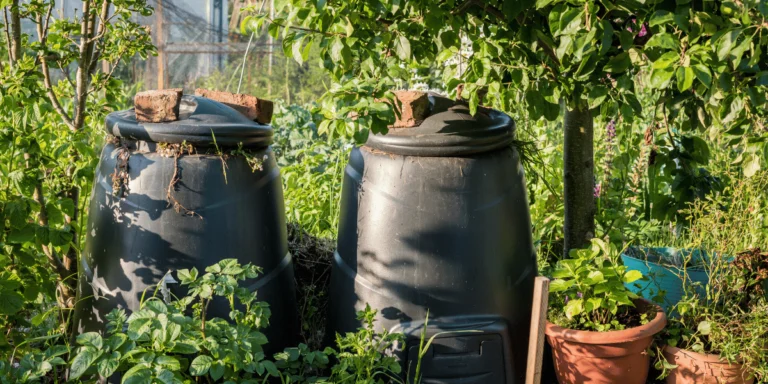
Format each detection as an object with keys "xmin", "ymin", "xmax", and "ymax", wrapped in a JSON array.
[
  {"xmin": 365, "ymin": 94, "xmax": 516, "ymax": 157},
  {"xmin": 105, "ymin": 95, "xmax": 273, "ymax": 148}
]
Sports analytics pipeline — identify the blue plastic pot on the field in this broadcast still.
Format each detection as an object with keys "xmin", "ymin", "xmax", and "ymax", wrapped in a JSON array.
[{"xmin": 621, "ymin": 247, "xmax": 711, "ymax": 311}]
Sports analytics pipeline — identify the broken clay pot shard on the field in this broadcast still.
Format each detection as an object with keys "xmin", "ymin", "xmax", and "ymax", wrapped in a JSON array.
[
  {"xmin": 134, "ymin": 89, "xmax": 183, "ymax": 123},
  {"xmin": 194, "ymin": 88, "xmax": 274, "ymax": 125}
]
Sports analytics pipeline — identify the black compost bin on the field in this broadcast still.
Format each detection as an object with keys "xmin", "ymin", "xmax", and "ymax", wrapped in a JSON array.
[
  {"xmin": 74, "ymin": 95, "xmax": 298, "ymax": 352},
  {"xmin": 326, "ymin": 95, "xmax": 537, "ymax": 384}
]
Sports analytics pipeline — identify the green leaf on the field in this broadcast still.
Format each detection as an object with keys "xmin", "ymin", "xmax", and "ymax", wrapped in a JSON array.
[
  {"xmin": 585, "ymin": 297, "xmax": 603, "ymax": 312},
  {"xmin": 649, "ymin": 10, "xmax": 675, "ymax": 26},
  {"xmin": 155, "ymin": 356, "xmax": 181, "ymax": 371},
  {"xmin": 588, "ymin": 86, "xmax": 609, "ymax": 109},
  {"xmin": 190, "ymin": 355, "xmax": 213, "ymax": 376},
  {"xmin": 394, "ymin": 35, "xmax": 411, "ymax": 61},
  {"xmin": 77, "ymin": 332, "xmax": 103, "ymax": 349},
  {"xmin": 623, "ymin": 270, "xmax": 643, "ymax": 284},
  {"xmin": 549, "ymin": 279, "xmax": 574, "ymax": 293},
  {"xmin": 652, "ymin": 51, "xmax": 680, "ymax": 70},
  {"xmin": 697, "ymin": 320, "xmax": 712, "ymax": 335},
  {"xmin": 691, "ymin": 64, "xmax": 712, "ymax": 88},
  {"xmin": 644, "ymin": 34, "xmax": 680, "ymax": 50},
  {"xmin": 0, "ymin": 291, "xmax": 24, "ymax": 315},
  {"xmin": 599, "ymin": 20, "xmax": 613, "ymax": 56},
  {"xmin": 677, "ymin": 66, "xmax": 695, "ymax": 92},
  {"xmin": 603, "ymin": 52, "xmax": 630, "ymax": 74},
  {"xmin": 744, "ymin": 154, "xmax": 761, "ymax": 177},
  {"xmin": 7, "ymin": 225, "xmax": 35, "ymax": 244},
  {"xmin": 716, "ymin": 29, "xmax": 742, "ymax": 62},
  {"xmin": 70, "ymin": 346, "xmax": 102, "ymax": 379},
  {"xmin": 97, "ymin": 352, "xmax": 121, "ymax": 378},
  {"xmin": 585, "ymin": 270, "xmax": 605, "ymax": 285},
  {"xmin": 650, "ymin": 67, "xmax": 675, "ymax": 89},
  {"xmin": 122, "ymin": 364, "xmax": 151, "ymax": 384},
  {"xmin": 262, "ymin": 360, "xmax": 280, "ymax": 376},
  {"xmin": 564, "ymin": 299, "xmax": 584, "ymax": 319},
  {"xmin": 210, "ymin": 362, "xmax": 225, "ymax": 381}
]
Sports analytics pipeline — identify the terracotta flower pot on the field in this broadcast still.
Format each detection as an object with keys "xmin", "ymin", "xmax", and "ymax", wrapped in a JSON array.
[
  {"xmin": 663, "ymin": 345, "xmax": 754, "ymax": 384},
  {"xmin": 545, "ymin": 299, "xmax": 667, "ymax": 384}
]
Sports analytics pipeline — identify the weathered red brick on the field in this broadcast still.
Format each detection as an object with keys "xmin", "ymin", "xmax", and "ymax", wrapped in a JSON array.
[
  {"xmin": 194, "ymin": 88, "xmax": 273, "ymax": 124},
  {"xmin": 134, "ymin": 89, "xmax": 182, "ymax": 123},
  {"xmin": 392, "ymin": 90, "xmax": 429, "ymax": 128}
]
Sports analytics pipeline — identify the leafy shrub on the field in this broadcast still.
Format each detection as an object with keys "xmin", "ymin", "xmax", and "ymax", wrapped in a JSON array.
[
  {"xmin": 548, "ymin": 239, "xmax": 648, "ymax": 332},
  {"xmin": 272, "ymin": 104, "xmax": 350, "ymax": 240},
  {"xmin": 655, "ymin": 172, "xmax": 768, "ymax": 380},
  {"xmin": 65, "ymin": 259, "xmax": 403, "ymax": 384}
]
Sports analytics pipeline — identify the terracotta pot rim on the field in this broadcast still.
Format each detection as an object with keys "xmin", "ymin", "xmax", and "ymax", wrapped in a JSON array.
[
  {"xmin": 545, "ymin": 298, "xmax": 667, "ymax": 344},
  {"xmin": 663, "ymin": 345, "xmax": 747, "ymax": 365}
]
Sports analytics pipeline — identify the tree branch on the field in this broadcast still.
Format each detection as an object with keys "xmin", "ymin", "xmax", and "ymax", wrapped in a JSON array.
[
  {"xmin": 73, "ymin": 0, "xmax": 94, "ymax": 130},
  {"xmin": 3, "ymin": 8, "xmax": 13, "ymax": 66},
  {"xmin": 36, "ymin": 5, "xmax": 76, "ymax": 131},
  {"xmin": 87, "ymin": 0, "xmax": 111, "ymax": 75}
]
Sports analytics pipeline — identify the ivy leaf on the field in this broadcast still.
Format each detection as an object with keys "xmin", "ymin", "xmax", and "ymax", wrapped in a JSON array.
[
  {"xmin": 190, "ymin": 355, "xmax": 213, "ymax": 376},
  {"xmin": 394, "ymin": 35, "xmax": 411, "ymax": 61}
]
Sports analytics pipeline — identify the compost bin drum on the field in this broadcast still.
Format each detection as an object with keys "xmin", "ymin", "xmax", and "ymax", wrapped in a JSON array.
[
  {"xmin": 73, "ymin": 95, "xmax": 298, "ymax": 352},
  {"xmin": 326, "ymin": 95, "xmax": 537, "ymax": 384}
]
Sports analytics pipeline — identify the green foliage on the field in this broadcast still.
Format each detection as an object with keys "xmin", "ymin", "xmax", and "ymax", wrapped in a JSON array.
[
  {"xmin": 655, "ymin": 172, "xmax": 768, "ymax": 381},
  {"xmin": 65, "ymin": 260, "xmax": 406, "ymax": 384},
  {"xmin": 68, "ymin": 259, "xmax": 276, "ymax": 383},
  {"xmin": 548, "ymin": 238, "xmax": 649, "ymax": 332},
  {"xmin": 273, "ymin": 104, "xmax": 349, "ymax": 239}
]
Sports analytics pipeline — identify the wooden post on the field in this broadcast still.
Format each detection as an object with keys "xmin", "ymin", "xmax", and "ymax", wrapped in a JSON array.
[
  {"xmin": 156, "ymin": 0, "xmax": 166, "ymax": 89},
  {"xmin": 525, "ymin": 276, "xmax": 550, "ymax": 384}
]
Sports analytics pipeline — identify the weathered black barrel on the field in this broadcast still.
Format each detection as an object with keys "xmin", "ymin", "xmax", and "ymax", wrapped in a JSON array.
[
  {"xmin": 74, "ymin": 95, "xmax": 298, "ymax": 352},
  {"xmin": 326, "ymin": 95, "xmax": 537, "ymax": 383}
]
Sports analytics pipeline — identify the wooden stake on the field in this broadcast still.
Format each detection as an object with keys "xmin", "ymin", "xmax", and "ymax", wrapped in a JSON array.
[{"xmin": 525, "ymin": 276, "xmax": 550, "ymax": 384}]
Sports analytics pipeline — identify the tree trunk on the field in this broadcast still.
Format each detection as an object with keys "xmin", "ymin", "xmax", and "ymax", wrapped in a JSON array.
[
  {"xmin": 9, "ymin": 0, "xmax": 21, "ymax": 63},
  {"xmin": 563, "ymin": 105, "xmax": 595, "ymax": 256}
]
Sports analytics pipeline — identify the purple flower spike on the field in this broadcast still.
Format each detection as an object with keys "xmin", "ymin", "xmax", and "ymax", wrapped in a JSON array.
[
  {"xmin": 594, "ymin": 182, "xmax": 602, "ymax": 198},
  {"xmin": 577, "ymin": 292, "xmax": 583, "ymax": 299},
  {"xmin": 606, "ymin": 119, "xmax": 616, "ymax": 141}
]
